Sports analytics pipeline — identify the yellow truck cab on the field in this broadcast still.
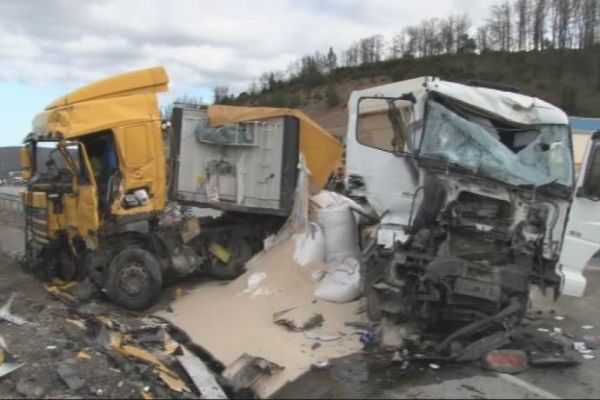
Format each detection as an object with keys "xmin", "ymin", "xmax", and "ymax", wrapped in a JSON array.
[{"xmin": 21, "ymin": 67, "xmax": 342, "ymax": 310}]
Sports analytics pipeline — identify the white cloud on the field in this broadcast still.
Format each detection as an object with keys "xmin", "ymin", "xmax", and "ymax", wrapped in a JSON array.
[{"xmin": 0, "ymin": 0, "xmax": 498, "ymax": 96}]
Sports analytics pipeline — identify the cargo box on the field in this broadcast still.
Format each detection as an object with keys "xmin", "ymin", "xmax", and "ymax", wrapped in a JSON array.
[{"xmin": 170, "ymin": 105, "xmax": 300, "ymax": 216}]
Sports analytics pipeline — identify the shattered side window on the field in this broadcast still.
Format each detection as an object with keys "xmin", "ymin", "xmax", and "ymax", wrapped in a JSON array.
[
  {"xmin": 357, "ymin": 97, "xmax": 413, "ymax": 153},
  {"xmin": 419, "ymin": 101, "xmax": 573, "ymax": 188}
]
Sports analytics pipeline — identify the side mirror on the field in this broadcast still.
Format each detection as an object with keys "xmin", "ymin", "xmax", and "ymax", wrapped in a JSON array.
[
  {"xmin": 20, "ymin": 147, "xmax": 32, "ymax": 181},
  {"xmin": 579, "ymin": 137, "xmax": 600, "ymax": 200}
]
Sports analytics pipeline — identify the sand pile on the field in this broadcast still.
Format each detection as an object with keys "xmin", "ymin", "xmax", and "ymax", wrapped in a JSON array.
[{"xmin": 158, "ymin": 237, "xmax": 366, "ymax": 398}]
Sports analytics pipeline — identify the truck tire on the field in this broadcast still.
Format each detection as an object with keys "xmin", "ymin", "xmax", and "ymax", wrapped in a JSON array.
[
  {"xmin": 105, "ymin": 248, "xmax": 162, "ymax": 311},
  {"xmin": 207, "ymin": 237, "xmax": 252, "ymax": 280}
]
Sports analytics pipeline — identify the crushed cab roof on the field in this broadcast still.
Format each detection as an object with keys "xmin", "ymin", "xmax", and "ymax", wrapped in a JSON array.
[{"xmin": 349, "ymin": 76, "xmax": 569, "ymax": 126}]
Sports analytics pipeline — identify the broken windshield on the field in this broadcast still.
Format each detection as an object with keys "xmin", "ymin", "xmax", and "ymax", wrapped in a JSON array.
[{"xmin": 419, "ymin": 100, "xmax": 573, "ymax": 190}]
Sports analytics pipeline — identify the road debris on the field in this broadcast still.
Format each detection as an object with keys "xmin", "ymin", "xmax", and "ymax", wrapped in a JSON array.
[
  {"xmin": 273, "ymin": 307, "xmax": 324, "ymax": 332},
  {"xmin": 554, "ymin": 316, "xmax": 565, "ymax": 321},
  {"xmin": 77, "ymin": 351, "xmax": 92, "ymax": 361},
  {"xmin": 0, "ymin": 293, "xmax": 28, "ymax": 325},
  {"xmin": 528, "ymin": 352, "xmax": 580, "ymax": 366},
  {"xmin": 303, "ymin": 330, "xmax": 342, "ymax": 342},
  {"xmin": 359, "ymin": 331, "xmax": 379, "ymax": 347},
  {"xmin": 582, "ymin": 325, "xmax": 594, "ymax": 330},
  {"xmin": 178, "ymin": 348, "xmax": 227, "ymax": 399},
  {"xmin": 222, "ymin": 353, "xmax": 283, "ymax": 392},
  {"xmin": 483, "ymin": 350, "xmax": 528, "ymax": 374},
  {"xmin": 429, "ymin": 363, "xmax": 441, "ymax": 371},
  {"xmin": 582, "ymin": 335, "xmax": 599, "ymax": 350},
  {"xmin": 243, "ymin": 272, "xmax": 267, "ymax": 294},
  {"xmin": 311, "ymin": 360, "xmax": 329, "ymax": 370},
  {"xmin": 0, "ymin": 336, "xmax": 24, "ymax": 379},
  {"xmin": 57, "ymin": 362, "xmax": 86, "ymax": 391}
]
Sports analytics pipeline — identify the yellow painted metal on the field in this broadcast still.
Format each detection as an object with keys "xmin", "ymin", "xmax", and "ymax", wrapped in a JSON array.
[
  {"xmin": 24, "ymin": 67, "xmax": 169, "ymax": 246},
  {"xmin": 208, "ymin": 242, "xmax": 231, "ymax": 263},
  {"xmin": 46, "ymin": 67, "xmax": 168, "ymax": 110},
  {"xmin": 20, "ymin": 147, "xmax": 32, "ymax": 180},
  {"xmin": 208, "ymin": 105, "xmax": 343, "ymax": 189}
]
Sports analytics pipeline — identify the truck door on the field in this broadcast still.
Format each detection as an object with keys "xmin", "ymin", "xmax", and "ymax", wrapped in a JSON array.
[
  {"xmin": 345, "ymin": 96, "xmax": 419, "ymax": 248},
  {"xmin": 558, "ymin": 130, "xmax": 600, "ymax": 297}
]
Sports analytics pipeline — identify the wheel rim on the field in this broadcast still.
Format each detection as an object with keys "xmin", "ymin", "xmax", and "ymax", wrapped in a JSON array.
[{"xmin": 118, "ymin": 262, "xmax": 150, "ymax": 298}]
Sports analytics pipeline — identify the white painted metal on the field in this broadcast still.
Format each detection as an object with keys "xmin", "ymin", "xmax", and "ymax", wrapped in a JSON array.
[{"xmin": 176, "ymin": 108, "xmax": 285, "ymax": 211}]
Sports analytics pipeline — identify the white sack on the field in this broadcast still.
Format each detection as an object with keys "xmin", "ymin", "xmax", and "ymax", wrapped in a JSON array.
[
  {"xmin": 293, "ymin": 223, "xmax": 326, "ymax": 266},
  {"xmin": 314, "ymin": 258, "xmax": 361, "ymax": 303},
  {"xmin": 317, "ymin": 203, "xmax": 359, "ymax": 264},
  {"xmin": 311, "ymin": 191, "xmax": 365, "ymax": 224}
]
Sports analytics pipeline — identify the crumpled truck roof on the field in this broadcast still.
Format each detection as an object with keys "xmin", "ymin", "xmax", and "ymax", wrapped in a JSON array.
[{"xmin": 348, "ymin": 76, "xmax": 569, "ymax": 126}]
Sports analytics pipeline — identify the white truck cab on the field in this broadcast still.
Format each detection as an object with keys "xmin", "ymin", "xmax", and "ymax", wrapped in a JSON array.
[
  {"xmin": 345, "ymin": 78, "xmax": 600, "ymax": 350},
  {"xmin": 558, "ymin": 130, "xmax": 600, "ymax": 296}
]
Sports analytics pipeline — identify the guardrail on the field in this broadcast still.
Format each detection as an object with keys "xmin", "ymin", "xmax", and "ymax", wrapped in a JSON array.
[{"xmin": 0, "ymin": 193, "xmax": 22, "ymax": 213}]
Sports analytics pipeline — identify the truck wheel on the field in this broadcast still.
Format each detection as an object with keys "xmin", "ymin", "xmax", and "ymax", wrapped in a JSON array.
[
  {"xmin": 207, "ymin": 237, "xmax": 252, "ymax": 280},
  {"xmin": 105, "ymin": 248, "xmax": 162, "ymax": 311}
]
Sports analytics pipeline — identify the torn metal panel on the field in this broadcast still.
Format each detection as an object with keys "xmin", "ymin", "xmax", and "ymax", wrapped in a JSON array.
[
  {"xmin": 177, "ymin": 348, "xmax": 228, "ymax": 400},
  {"xmin": 0, "ymin": 336, "xmax": 24, "ymax": 379}
]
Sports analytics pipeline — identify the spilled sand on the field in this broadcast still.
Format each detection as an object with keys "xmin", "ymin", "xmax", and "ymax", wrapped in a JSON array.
[{"xmin": 158, "ymin": 238, "xmax": 365, "ymax": 398}]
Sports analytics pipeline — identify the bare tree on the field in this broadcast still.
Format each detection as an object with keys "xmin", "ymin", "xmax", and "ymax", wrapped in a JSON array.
[
  {"xmin": 390, "ymin": 31, "xmax": 406, "ymax": 59},
  {"xmin": 343, "ymin": 42, "xmax": 360, "ymax": 67},
  {"xmin": 550, "ymin": 0, "xmax": 576, "ymax": 49},
  {"xmin": 515, "ymin": 0, "xmax": 530, "ymax": 50},
  {"xmin": 582, "ymin": 0, "xmax": 599, "ymax": 48},
  {"xmin": 440, "ymin": 16, "xmax": 456, "ymax": 53},
  {"xmin": 477, "ymin": 25, "xmax": 490, "ymax": 51},
  {"xmin": 532, "ymin": 0, "xmax": 548, "ymax": 50}
]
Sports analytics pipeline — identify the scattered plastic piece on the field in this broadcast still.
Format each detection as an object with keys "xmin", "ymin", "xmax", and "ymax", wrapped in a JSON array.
[
  {"xmin": 537, "ymin": 328, "xmax": 550, "ymax": 333},
  {"xmin": 429, "ymin": 363, "xmax": 440, "ymax": 370},
  {"xmin": 583, "ymin": 354, "xmax": 596, "ymax": 360},
  {"xmin": 359, "ymin": 331, "xmax": 379, "ymax": 347},
  {"xmin": 303, "ymin": 331, "xmax": 341, "ymax": 342},
  {"xmin": 554, "ymin": 316, "xmax": 565, "ymax": 321},
  {"xmin": 77, "ymin": 351, "xmax": 92, "ymax": 360},
  {"xmin": 582, "ymin": 325, "xmax": 594, "ymax": 330},
  {"xmin": 574, "ymin": 342, "xmax": 587, "ymax": 351},
  {"xmin": 141, "ymin": 390, "xmax": 154, "ymax": 400},
  {"xmin": 0, "ymin": 293, "xmax": 28, "ymax": 326},
  {"xmin": 243, "ymin": 272, "xmax": 267, "ymax": 294},
  {"xmin": 311, "ymin": 361, "xmax": 329, "ymax": 370}
]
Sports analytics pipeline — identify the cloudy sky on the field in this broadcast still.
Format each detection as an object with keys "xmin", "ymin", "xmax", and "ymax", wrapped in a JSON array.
[{"xmin": 0, "ymin": 0, "xmax": 496, "ymax": 146}]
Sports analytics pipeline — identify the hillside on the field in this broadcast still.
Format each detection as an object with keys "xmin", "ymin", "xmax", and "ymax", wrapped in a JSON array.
[
  {"xmin": 227, "ymin": 48, "xmax": 600, "ymax": 139},
  {"xmin": 0, "ymin": 147, "xmax": 23, "ymax": 178}
]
